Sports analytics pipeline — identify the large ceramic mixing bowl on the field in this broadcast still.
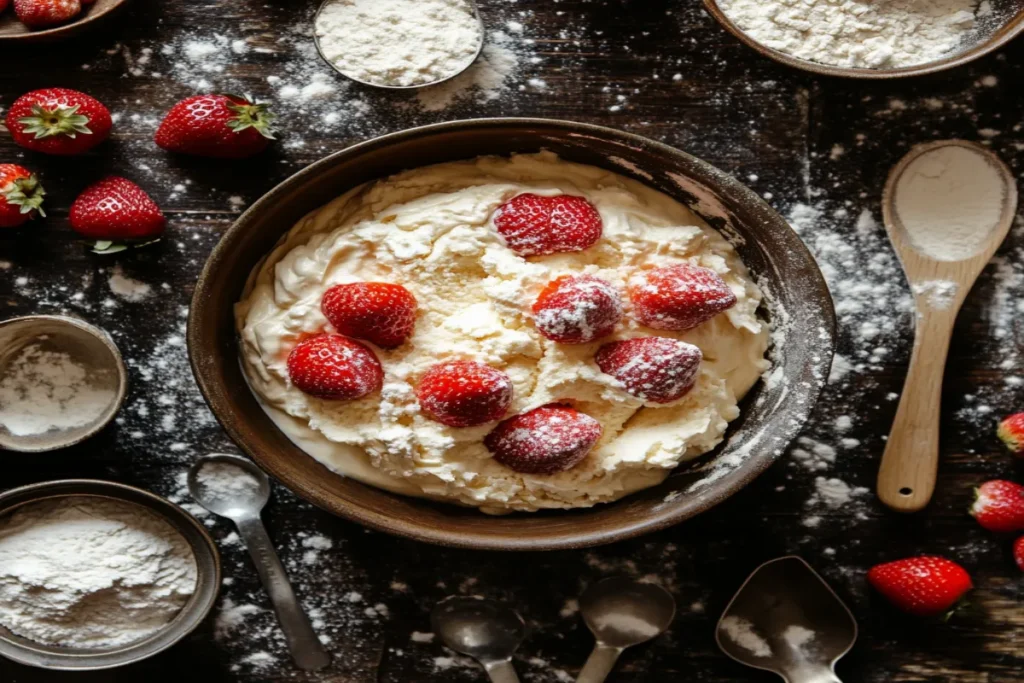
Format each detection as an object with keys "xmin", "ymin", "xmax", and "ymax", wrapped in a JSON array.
[{"xmin": 187, "ymin": 118, "xmax": 835, "ymax": 551}]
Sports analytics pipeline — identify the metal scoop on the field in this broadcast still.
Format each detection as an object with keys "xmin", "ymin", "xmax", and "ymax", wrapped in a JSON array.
[
  {"xmin": 716, "ymin": 556, "xmax": 857, "ymax": 683},
  {"xmin": 431, "ymin": 597, "xmax": 526, "ymax": 683},
  {"xmin": 188, "ymin": 453, "xmax": 330, "ymax": 671},
  {"xmin": 577, "ymin": 578, "xmax": 676, "ymax": 683}
]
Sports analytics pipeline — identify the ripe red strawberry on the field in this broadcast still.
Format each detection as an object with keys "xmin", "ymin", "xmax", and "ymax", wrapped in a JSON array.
[
  {"xmin": 532, "ymin": 274, "xmax": 622, "ymax": 344},
  {"xmin": 1014, "ymin": 537, "xmax": 1024, "ymax": 572},
  {"xmin": 287, "ymin": 334, "xmax": 383, "ymax": 401},
  {"xmin": 12, "ymin": 0, "xmax": 79, "ymax": 27},
  {"xmin": 867, "ymin": 556, "xmax": 972, "ymax": 617},
  {"xmin": 485, "ymin": 404, "xmax": 602, "ymax": 474},
  {"xmin": 416, "ymin": 360, "xmax": 513, "ymax": 427},
  {"xmin": 6, "ymin": 88, "xmax": 110, "ymax": 155},
  {"xmin": 0, "ymin": 165, "xmax": 46, "ymax": 228},
  {"xmin": 596, "ymin": 336, "xmax": 703, "ymax": 404},
  {"xmin": 492, "ymin": 193, "xmax": 602, "ymax": 257},
  {"xmin": 0, "ymin": 0, "xmax": 9, "ymax": 12},
  {"xmin": 155, "ymin": 94, "xmax": 275, "ymax": 159},
  {"xmin": 970, "ymin": 480, "xmax": 1024, "ymax": 533},
  {"xmin": 69, "ymin": 177, "xmax": 165, "ymax": 246},
  {"xmin": 629, "ymin": 263, "xmax": 737, "ymax": 331},
  {"xmin": 997, "ymin": 413, "xmax": 1024, "ymax": 457},
  {"xmin": 321, "ymin": 282, "xmax": 417, "ymax": 349}
]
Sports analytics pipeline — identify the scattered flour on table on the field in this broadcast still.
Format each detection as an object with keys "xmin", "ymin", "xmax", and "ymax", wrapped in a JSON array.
[
  {"xmin": 414, "ymin": 31, "xmax": 521, "ymax": 111},
  {"xmin": 108, "ymin": 265, "xmax": 153, "ymax": 302},
  {"xmin": 720, "ymin": 615, "xmax": 772, "ymax": 657},
  {"xmin": 0, "ymin": 497, "xmax": 197, "ymax": 648},
  {"xmin": 717, "ymin": 0, "xmax": 986, "ymax": 69},
  {"xmin": 0, "ymin": 342, "xmax": 114, "ymax": 437},
  {"xmin": 195, "ymin": 461, "xmax": 263, "ymax": 504}
]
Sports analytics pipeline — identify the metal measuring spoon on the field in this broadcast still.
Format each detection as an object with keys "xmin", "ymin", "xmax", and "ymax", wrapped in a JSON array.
[
  {"xmin": 313, "ymin": 0, "xmax": 485, "ymax": 90},
  {"xmin": 716, "ymin": 557, "xmax": 857, "ymax": 683},
  {"xmin": 188, "ymin": 453, "xmax": 330, "ymax": 671},
  {"xmin": 876, "ymin": 140, "xmax": 1017, "ymax": 512},
  {"xmin": 577, "ymin": 578, "xmax": 675, "ymax": 683},
  {"xmin": 431, "ymin": 596, "xmax": 526, "ymax": 683}
]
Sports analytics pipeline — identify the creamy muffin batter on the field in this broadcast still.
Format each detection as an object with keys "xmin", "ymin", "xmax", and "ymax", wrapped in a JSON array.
[{"xmin": 236, "ymin": 152, "xmax": 770, "ymax": 513}]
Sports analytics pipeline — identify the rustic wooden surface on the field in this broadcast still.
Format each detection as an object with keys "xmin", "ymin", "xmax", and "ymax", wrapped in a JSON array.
[{"xmin": 2, "ymin": 1, "xmax": 1024, "ymax": 681}]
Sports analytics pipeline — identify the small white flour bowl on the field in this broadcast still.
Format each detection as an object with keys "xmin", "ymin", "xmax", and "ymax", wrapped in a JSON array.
[{"xmin": 0, "ymin": 316, "xmax": 127, "ymax": 452}]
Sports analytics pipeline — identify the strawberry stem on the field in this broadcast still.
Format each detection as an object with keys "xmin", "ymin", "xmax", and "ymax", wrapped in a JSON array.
[
  {"xmin": 88, "ymin": 238, "xmax": 161, "ymax": 255},
  {"xmin": 18, "ymin": 103, "xmax": 92, "ymax": 140},
  {"xmin": 2, "ymin": 174, "xmax": 46, "ymax": 217},
  {"xmin": 224, "ymin": 94, "xmax": 276, "ymax": 140}
]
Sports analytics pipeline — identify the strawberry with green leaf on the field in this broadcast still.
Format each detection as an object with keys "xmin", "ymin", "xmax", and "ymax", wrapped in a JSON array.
[
  {"xmin": 69, "ymin": 176, "xmax": 165, "ymax": 254},
  {"xmin": 155, "ymin": 94, "xmax": 276, "ymax": 159},
  {"xmin": 6, "ymin": 88, "xmax": 111, "ymax": 156},
  {"xmin": 0, "ymin": 165, "xmax": 46, "ymax": 228}
]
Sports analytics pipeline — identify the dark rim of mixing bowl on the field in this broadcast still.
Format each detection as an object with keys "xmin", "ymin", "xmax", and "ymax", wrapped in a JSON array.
[
  {"xmin": 0, "ymin": 479, "xmax": 220, "ymax": 670},
  {"xmin": 187, "ymin": 117, "xmax": 836, "ymax": 550}
]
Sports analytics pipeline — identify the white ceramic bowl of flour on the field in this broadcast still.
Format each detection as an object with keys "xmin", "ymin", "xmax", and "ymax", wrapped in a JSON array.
[{"xmin": 703, "ymin": 0, "xmax": 1024, "ymax": 78}]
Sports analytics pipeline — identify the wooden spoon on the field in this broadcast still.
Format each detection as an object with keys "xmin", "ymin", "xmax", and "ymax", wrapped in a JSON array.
[{"xmin": 877, "ymin": 140, "xmax": 1017, "ymax": 512}]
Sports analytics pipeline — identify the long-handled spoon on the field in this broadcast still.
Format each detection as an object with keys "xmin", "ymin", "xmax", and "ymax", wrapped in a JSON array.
[
  {"xmin": 877, "ymin": 140, "xmax": 1017, "ymax": 512},
  {"xmin": 188, "ymin": 453, "xmax": 331, "ymax": 671},
  {"xmin": 431, "ymin": 597, "xmax": 526, "ymax": 683},
  {"xmin": 577, "ymin": 578, "xmax": 675, "ymax": 683}
]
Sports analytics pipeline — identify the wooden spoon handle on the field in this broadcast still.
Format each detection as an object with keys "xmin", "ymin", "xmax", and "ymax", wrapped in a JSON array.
[{"xmin": 877, "ymin": 309, "xmax": 956, "ymax": 512}]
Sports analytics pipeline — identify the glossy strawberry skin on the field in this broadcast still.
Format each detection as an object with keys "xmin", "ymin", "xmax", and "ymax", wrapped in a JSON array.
[
  {"xmin": 321, "ymin": 282, "xmax": 417, "ymax": 349},
  {"xmin": 286, "ymin": 334, "xmax": 383, "ymax": 401},
  {"xmin": 1014, "ymin": 537, "xmax": 1024, "ymax": 572},
  {"xmin": 416, "ymin": 361, "xmax": 513, "ymax": 428},
  {"xmin": 155, "ymin": 95, "xmax": 274, "ymax": 159},
  {"xmin": 493, "ymin": 193, "xmax": 603, "ymax": 257},
  {"xmin": 0, "ymin": 165, "xmax": 45, "ymax": 228},
  {"xmin": 970, "ymin": 480, "xmax": 1024, "ymax": 533},
  {"xmin": 596, "ymin": 336, "xmax": 703, "ymax": 403},
  {"xmin": 629, "ymin": 263, "xmax": 737, "ymax": 331},
  {"xmin": 867, "ymin": 556, "xmax": 972, "ymax": 617},
  {"xmin": 6, "ymin": 88, "xmax": 110, "ymax": 155},
  {"xmin": 485, "ymin": 404, "xmax": 602, "ymax": 475},
  {"xmin": 997, "ymin": 413, "xmax": 1024, "ymax": 457},
  {"xmin": 69, "ymin": 177, "xmax": 165, "ymax": 241},
  {"xmin": 13, "ymin": 0, "xmax": 79, "ymax": 27},
  {"xmin": 532, "ymin": 274, "xmax": 622, "ymax": 344}
]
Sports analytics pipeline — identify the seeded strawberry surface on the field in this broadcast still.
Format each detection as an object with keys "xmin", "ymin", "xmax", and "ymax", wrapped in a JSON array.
[
  {"xmin": 69, "ymin": 177, "xmax": 165, "ymax": 241},
  {"xmin": 629, "ymin": 262, "xmax": 737, "ymax": 331},
  {"xmin": 596, "ymin": 336, "xmax": 703, "ymax": 403},
  {"xmin": 321, "ymin": 282, "xmax": 418, "ymax": 349},
  {"xmin": 416, "ymin": 361, "xmax": 513, "ymax": 428},
  {"xmin": 532, "ymin": 274, "xmax": 622, "ymax": 344},
  {"xmin": 970, "ymin": 480, "xmax": 1024, "ymax": 533},
  {"xmin": 287, "ymin": 334, "xmax": 383, "ymax": 401},
  {"xmin": 867, "ymin": 556, "xmax": 972, "ymax": 617},
  {"xmin": 493, "ymin": 193, "xmax": 602, "ymax": 257},
  {"xmin": 997, "ymin": 413, "xmax": 1024, "ymax": 456},
  {"xmin": 485, "ymin": 404, "xmax": 603, "ymax": 474},
  {"xmin": 155, "ymin": 94, "xmax": 275, "ymax": 159},
  {"xmin": 6, "ymin": 88, "xmax": 111, "ymax": 156},
  {"xmin": 0, "ymin": 165, "xmax": 46, "ymax": 229},
  {"xmin": 12, "ymin": 0, "xmax": 79, "ymax": 28}
]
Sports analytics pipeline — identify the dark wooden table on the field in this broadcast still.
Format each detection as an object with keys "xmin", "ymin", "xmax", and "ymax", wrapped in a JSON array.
[{"xmin": 2, "ymin": 1, "xmax": 1024, "ymax": 681}]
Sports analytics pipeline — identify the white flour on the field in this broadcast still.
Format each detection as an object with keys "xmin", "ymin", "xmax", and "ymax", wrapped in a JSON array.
[
  {"xmin": 717, "ymin": 0, "xmax": 983, "ymax": 68},
  {"xmin": 0, "ymin": 497, "xmax": 197, "ymax": 648},
  {"xmin": 0, "ymin": 342, "xmax": 115, "ymax": 437},
  {"xmin": 912, "ymin": 279, "xmax": 959, "ymax": 309},
  {"xmin": 894, "ymin": 145, "xmax": 1007, "ymax": 261},
  {"xmin": 315, "ymin": 0, "xmax": 482, "ymax": 87},
  {"xmin": 720, "ymin": 615, "xmax": 772, "ymax": 657},
  {"xmin": 195, "ymin": 462, "xmax": 262, "ymax": 504}
]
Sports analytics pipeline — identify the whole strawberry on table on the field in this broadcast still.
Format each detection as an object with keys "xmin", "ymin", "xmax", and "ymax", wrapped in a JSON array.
[
  {"xmin": 156, "ymin": 94, "xmax": 275, "ymax": 159},
  {"xmin": 6, "ymin": 88, "xmax": 111, "ymax": 155}
]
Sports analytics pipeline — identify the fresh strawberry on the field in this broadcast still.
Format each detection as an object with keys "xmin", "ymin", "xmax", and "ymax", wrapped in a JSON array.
[
  {"xmin": 532, "ymin": 274, "xmax": 622, "ymax": 344},
  {"xmin": 12, "ymin": 0, "xmax": 79, "ymax": 27},
  {"xmin": 0, "ymin": 165, "xmax": 45, "ymax": 228},
  {"xmin": 287, "ymin": 334, "xmax": 383, "ymax": 401},
  {"xmin": 997, "ymin": 413, "xmax": 1024, "ymax": 457},
  {"xmin": 6, "ymin": 88, "xmax": 110, "ymax": 155},
  {"xmin": 629, "ymin": 263, "xmax": 737, "ymax": 331},
  {"xmin": 321, "ymin": 282, "xmax": 417, "ymax": 349},
  {"xmin": 485, "ymin": 404, "xmax": 602, "ymax": 474},
  {"xmin": 1014, "ymin": 537, "xmax": 1024, "ymax": 572},
  {"xmin": 69, "ymin": 177, "xmax": 165, "ymax": 249},
  {"xmin": 416, "ymin": 360, "xmax": 513, "ymax": 428},
  {"xmin": 0, "ymin": 0, "xmax": 9, "ymax": 12},
  {"xmin": 492, "ymin": 193, "xmax": 602, "ymax": 257},
  {"xmin": 970, "ymin": 480, "xmax": 1024, "ymax": 533},
  {"xmin": 155, "ymin": 94, "xmax": 275, "ymax": 159},
  {"xmin": 867, "ymin": 556, "xmax": 972, "ymax": 617},
  {"xmin": 596, "ymin": 336, "xmax": 703, "ymax": 403}
]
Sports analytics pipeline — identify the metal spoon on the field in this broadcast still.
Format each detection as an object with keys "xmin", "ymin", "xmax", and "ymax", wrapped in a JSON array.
[
  {"xmin": 188, "ymin": 453, "xmax": 330, "ymax": 671},
  {"xmin": 313, "ymin": 0, "xmax": 485, "ymax": 90},
  {"xmin": 877, "ymin": 140, "xmax": 1017, "ymax": 512},
  {"xmin": 431, "ymin": 597, "xmax": 526, "ymax": 683},
  {"xmin": 577, "ymin": 578, "xmax": 676, "ymax": 683},
  {"xmin": 716, "ymin": 556, "xmax": 857, "ymax": 683}
]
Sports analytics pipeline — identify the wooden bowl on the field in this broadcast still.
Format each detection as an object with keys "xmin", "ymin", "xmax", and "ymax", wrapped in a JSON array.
[
  {"xmin": 703, "ymin": 0, "xmax": 1024, "ymax": 79},
  {"xmin": 187, "ymin": 119, "xmax": 836, "ymax": 551},
  {"xmin": 0, "ymin": 0, "xmax": 128, "ymax": 42}
]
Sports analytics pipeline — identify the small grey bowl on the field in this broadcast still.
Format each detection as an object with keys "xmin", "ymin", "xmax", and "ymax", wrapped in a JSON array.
[
  {"xmin": 0, "ymin": 315, "xmax": 128, "ymax": 452},
  {"xmin": 0, "ymin": 479, "xmax": 221, "ymax": 671}
]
